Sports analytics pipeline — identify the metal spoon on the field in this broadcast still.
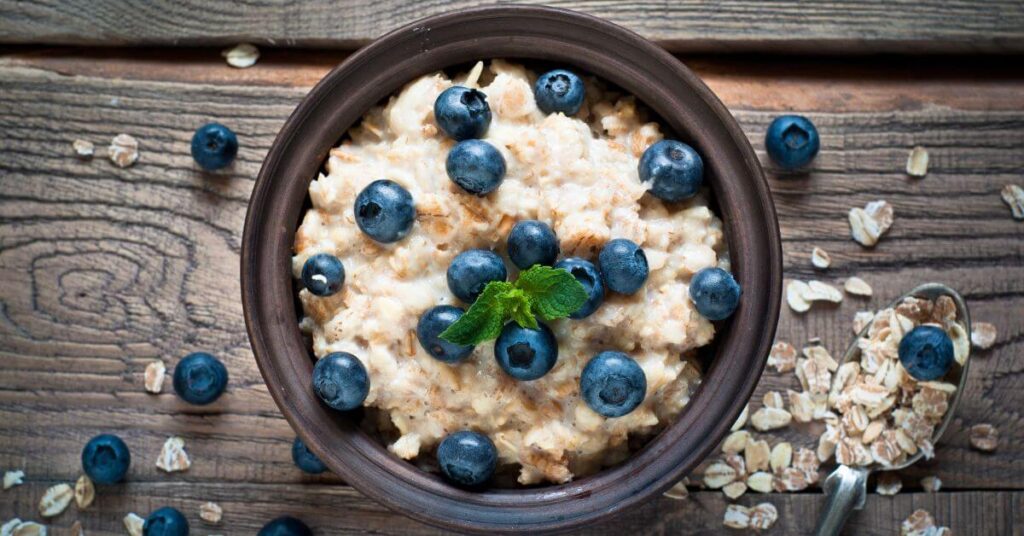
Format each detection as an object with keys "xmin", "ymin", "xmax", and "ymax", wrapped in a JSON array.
[{"xmin": 813, "ymin": 283, "xmax": 971, "ymax": 536}]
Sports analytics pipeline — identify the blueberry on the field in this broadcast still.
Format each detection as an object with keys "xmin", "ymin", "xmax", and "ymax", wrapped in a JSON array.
[
  {"xmin": 507, "ymin": 220, "xmax": 560, "ymax": 269},
  {"xmin": 689, "ymin": 267, "xmax": 742, "ymax": 321},
  {"xmin": 899, "ymin": 325, "xmax": 955, "ymax": 381},
  {"xmin": 312, "ymin": 352, "xmax": 369, "ymax": 411},
  {"xmin": 446, "ymin": 140, "xmax": 506, "ymax": 196},
  {"xmin": 638, "ymin": 140, "xmax": 704, "ymax": 202},
  {"xmin": 354, "ymin": 179, "xmax": 415, "ymax": 243},
  {"xmin": 436, "ymin": 430, "xmax": 497, "ymax": 487},
  {"xmin": 301, "ymin": 253, "xmax": 344, "ymax": 297},
  {"xmin": 143, "ymin": 507, "xmax": 189, "ymax": 536},
  {"xmin": 765, "ymin": 115, "xmax": 820, "ymax": 170},
  {"xmin": 446, "ymin": 249, "xmax": 507, "ymax": 303},
  {"xmin": 81, "ymin": 433, "xmax": 131, "ymax": 485},
  {"xmin": 553, "ymin": 258, "xmax": 604, "ymax": 319},
  {"xmin": 258, "ymin": 516, "xmax": 313, "ymax": 536},
  {"xmin": 598, "ymin": 239, "xmax": 649, "ymax": 295},
  {"xmin": 494, "ymin": 322, "xmax": 558, "ymax": 381},
  {"xmin": 434, "ymin": 86, "xmax": 492, "ymax": 141},
  {"xmin": 172, "ymin": 352, "xmax": 228, "ymax": 405},
  {"xmin": 534, "ymin": 69, "xmax": 585, "ymax": 115},
  {"xmin": 190, "ymin": 122, "xmax": 238, "ymax": 171},
  {"xmin": 580, "ymin": 351, "xmax": 647, "ymax": 417},
  {"xmin": 416, "ymin": 305, "xmax": 474, "ymax": 363},
  {"xmin": 291, "ymin": 436, "xmax": 327, "ymax": 475}
]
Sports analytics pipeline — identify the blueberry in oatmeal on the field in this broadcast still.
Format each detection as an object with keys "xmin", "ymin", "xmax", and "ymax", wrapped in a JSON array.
[
  {"xmin": 446, "ymin": 249, "xmax": 507, "ymax": 303},
  {"xmin": 292, "ymin": 436, "xmax": 327, "ymax": 474},
  {"xmin": 301, "ymin": 253, "xmax": 344, "ymax": 297},
  {"xmin": 534, "ymin": 69, "xmax": 585, "ymax": 115},
  {"xmin": 434, "ymin": 86, "xmax": 492, "ymax": 141},
  {"xmin": 417, "ymin": 305, "xmax": 475, "ymax": 363},
  {"xmin": 598, "ymin": 238, "xmax": 649, "ymax": 295},
  {"xmin": 190, "ymin": 122, "xmax": 238, "ymax": 171},
  {"xmin": 446, "ymin": 139, "xmax": 506, "ymax": 195},
  {"xmin": 508, "ymin": 220, "xmax": 560, "ymax": 269},
  {"xmin": 172, "ymin": 352, "xmax": 228, "ymax": 405},
  {"xmin": 354, "ymin": 179, "xmax": 415, "ymax": 243},
  {"xmin": 312, "ymin": 352, "xmax": 369, "ymax": 411},
  {"xmin": 899, "ymin": 325, "xmax": 955, "ymax": 381},
  {"xmin": 494, "ymin": 322, "xmax": 558, "ymax": 381},
  {"xmin": 258, "ymin": 516, "xmax": 313, "ymax": 536},
  {"xmin": 143, "ymin": 506, "xmax": 188, "ymax": 536},
  {"xmin": 554, "ymin": 257, "xmax": 604, "ymax": 319},
  {"xmin": 81, "ymin": 433, "xmax": 131, "ymax": 484},
  {"xmin": 689, "ymin": 266, "xmax": 742, "ymax": 321},
  {"xmin": 580, "ymin": 351, "xmax": 647, "ymax": 418},
  {"xmin": 638, "ymin": 139, "xmax": 704, "ymax": 202},
  {"xmin": 437, "ymin": 430, "xmax": 498, "ymax": 487},
  {"xmin": 765, "ymin": 115, "xmax": 819, "ymax": 170}
]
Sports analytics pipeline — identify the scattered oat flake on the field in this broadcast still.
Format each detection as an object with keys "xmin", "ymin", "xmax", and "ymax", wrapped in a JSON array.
[
  {"xmin": 123, "ymin": 513, "xmax": 144, "ymax": 536},
  {"xmin": 70, "ymin": 521, "xmax": 83, "ymax": 536},
  {"xmin": 107, "ymin": 134, "xmax": 139, "ymax": 168},
  {"xmin": 722, "ymin": 430, "xmax": 750, "ymax": 454},
  {"xmin": 786, "ymin": 280, "xmax": 811, "ymax": 313},
  {"xmin": 849, "ymin": 200, "xmax": 894, "ymax": 247},
  {"xmin": 768, "ymin": 341, "xmax": 797, "ymax": 373},
  {"xmin": 748, "ymin": 502, "xmax": 779, "ymax": 530},
  {"xmin": 156, "ymin": 436, "xmax": 191, "ymax": 472},
  {"xmin": 703, "ymin": 461, "xmax": 738, "ymax": 489},
  {"xmin": 921, "ymin": 475, "xmax": 941, "ymax": 492},
  {"xmin": 807, "ymin": 280, "xmax": 843, "ymax": 303},
  {"xmin": 1, "ymin": 519, "xmax": 20, "ymax": 536},
  {"xmin": 1001, "ymin": 184, "xmax": 1024, "ymax": 220},
  {"xmin": 72, "ymin": 139, "xmax": 94, "ymax": 159},
  {"xmin": 3, "ymin": 470, "xmax": 24, "ymax": 490},
  {"xmin": 199, "ymin": 502, "xmax": 223, "ymax": 524},
  {"xmin": 876, "ymin": 472, "xmax": 902, "ymax": 495},
  {"xmin": 900, "ymin": 509, "xmax": 936, "ymax": 536},
  {"xmin": 770, "ymin": 442, "xmax": 793, "ymax": 472},
  {"xmin": 144, "ymin": 360, "xmax": 166, "ymax": 394},
  {"xmin": 74, "ymin": 475, "xmax": 94, "ymax": 509},
  {"xmin": 811, "ymin": 247, "xmax": 832, "ymax": 269},
  {"xmin": 663, "ymin": 478, "xmax": 689, "ymax": 499},
  {"xmin": 751, "ymin": 407, "xmax": 792, "ymax": 431},
  {"xmin": 731, "ymin": 404, "xmax": 749, "ymax": 432},
  {"xmin": 745, "ymin": 439, "xmax": 771, "ymax": 473},
  {"xmin": 969, "ymin": 424, "xmax": 998, "ymax": 452},
  {"xmin": 844, "ymin": 277, "xmax": 873, "ymax": 297},
  {"xmin": 906, "ymin": 146, "xmax": 929, "ymax": 177},
  {"xmin": 971, "ymin": 322, "xmax": 997, "ymax": 350},
  {"xmin": 722, "ymin": 481, "xmax": 747, "ymax": 500},
  {"xmin": 722, "ymin": 504, "xmax": 751, "ymax": 529},
  {"xmin": 38, "ymin": 483, "xmax": 73, "ymax": 517},
  {"xmin": 8, "ymin": 521, "xmax": 46, "ymax": 536},
  {"xmin": 222, "ymin": 43, "xmax": 259, "ymax": 68},
  {"xmin": 762, "ymin": 391, "xmax": 784, "ymax": 409},
  {"xmin": 853, "ymin": 310, "xmax": 875, "ymax": 334},
  {"xmin": 747, "ymin": 471, "xmax": 774, "ymax": 493}
]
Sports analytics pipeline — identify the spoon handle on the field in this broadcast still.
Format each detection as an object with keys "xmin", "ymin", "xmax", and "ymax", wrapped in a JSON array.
[{"xmin": 814, "ymin": 465, "xmax": 869, "ymax": 536}]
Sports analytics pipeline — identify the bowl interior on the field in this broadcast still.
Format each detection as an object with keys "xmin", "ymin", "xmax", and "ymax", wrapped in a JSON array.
[{"xmin": 242, "ymin": 5, "xmax": 781, "ymax": 533}]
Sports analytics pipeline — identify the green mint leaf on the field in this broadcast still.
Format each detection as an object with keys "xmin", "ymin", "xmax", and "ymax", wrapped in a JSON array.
[
  {"xmin": 515, "ymin": 265, "xmax": 588, "ymax": 321},
  {"xmin": 504, "ymin": 287, "xmax": 539, "ymax": 329},
  {"xmin": 438, "ymin": 281, "xmax": 514, "ymax": 346}
]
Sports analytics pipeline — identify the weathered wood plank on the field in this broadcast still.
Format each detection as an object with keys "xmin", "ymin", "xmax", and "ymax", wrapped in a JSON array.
[
  {"xmin": 1, "ymin": 59, "xmax": 1023, "ymax": 534},
  {"xmin": 2, "ymin": 1, "xmax": 1024, "ymax": 54}
]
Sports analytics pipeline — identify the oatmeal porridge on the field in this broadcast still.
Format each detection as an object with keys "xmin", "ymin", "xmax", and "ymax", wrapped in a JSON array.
[{"xmin": 292, "ymin": 60, "xmax": 731, "ymax": 485}]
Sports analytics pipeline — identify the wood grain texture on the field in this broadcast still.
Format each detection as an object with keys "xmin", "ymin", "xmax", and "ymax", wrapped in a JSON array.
[
  {"xmin": 1, "ymin": 58, "xmax": 1022, "ymax": 534},
  {"xmin": 2, "ymin": 1, "xmax": 1024, "ymax": 54}
]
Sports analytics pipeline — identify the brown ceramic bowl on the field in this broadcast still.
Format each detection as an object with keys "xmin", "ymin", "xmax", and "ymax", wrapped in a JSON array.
[{"xmin": 242, "ymin": 5, "xmax": 781, "ymax": 534}]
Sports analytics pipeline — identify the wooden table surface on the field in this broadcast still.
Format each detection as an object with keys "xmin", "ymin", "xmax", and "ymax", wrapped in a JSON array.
[{"xmin": 1, "ymin": 3, "xmax": 1023, "ymax": 535}]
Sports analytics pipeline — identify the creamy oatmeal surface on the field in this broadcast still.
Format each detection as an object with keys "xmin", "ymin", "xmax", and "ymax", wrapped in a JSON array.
[{"xmin": 293, "ymin": 60, "xmax": 727, "ymax": 484}]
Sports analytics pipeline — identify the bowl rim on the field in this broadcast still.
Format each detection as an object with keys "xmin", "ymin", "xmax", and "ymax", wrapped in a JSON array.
[{"xmin": 242, "ymin": 5, "xmax": 782, "ymax": 534}]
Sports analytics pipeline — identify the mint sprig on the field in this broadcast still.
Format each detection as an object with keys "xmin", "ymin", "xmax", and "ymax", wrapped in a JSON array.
[{"xmin": 439, "ymin": 265, "xmax": 588, "ymax": 346}]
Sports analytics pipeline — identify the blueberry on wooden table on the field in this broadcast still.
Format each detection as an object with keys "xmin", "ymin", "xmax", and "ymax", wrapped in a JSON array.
[
  {"xmin": 437, "ymin": 430, "xmax": 498, "ymax": 488},
  {"xmin": 580, "ymin": 351, "xmax": 647, "ymax": 418},
  {"xmin": 172, "ymin": 352, "xmax": 228, "ymax": 405},
  {"xmin": 899, "ymin": 325, "xmax": 955, "ymax": 381},
  {"xmin": 301, "ymin": 253, "xmax": 345, "ymax": 297},
  {"xmin": 494, "ymin": 322, "xmax": 558, "ymax": 381},
  {"xmin": 143, "ymin": 506, "xmax": 189, "ymax": 536},
  {"xmin": 534, "ymin": 69, "xmax": 585, "ymax": 115},
  {"xmin": 433, "ymin": 86, "xmax": 492, "ymax": 141},
  {"xmin": 553, "ymin": 257, "xmax": 604, "ymax": 319},
  {"xmin": 258, "ymin": 516, "xmax": 313, "ymax": 536},
  {"xmin": 764, "ymin": 115, "xmax": 820, "ymax": 170},
  {"xmin": 354, "ymin": 179, "xmax": 415, "ymax": 243},
  {"xmin": 291, "ymin": 436, "xmax": 327, "ymax": 475},
  {"xmin": 446, "ymin": 139, "xmax": 506, "ymax": 195},
  {"xmin": 507, "ymin": 220, "xmax": 560, "ymax": 269},
  {"xmin": 689, "ymin": 266, "xmax": 742, "ymax": 321},
  {"xmin": 416, "ymin": 305, "xmax": 475, "ymax": 363},
  {"xmin": 190, "ymin": 122, "xmax": 238, "ymax": 171},
  {"xmin": 312, "ymin": 352, "xmax": 369, "ymax": 411},
  {"xmin": 446, "ymin": 249, "xmax": 508, "ymax": 303},
  {"xmin": 81, "ymin": 433, "xmax": 131, "ymax": 484},
  {"xmin": 598, "ymin": 238, "xmax": 649, "ymax": 295},
  {"xmin": 638, "ymin": 139, "xmax": 704, "ymax": 202}
]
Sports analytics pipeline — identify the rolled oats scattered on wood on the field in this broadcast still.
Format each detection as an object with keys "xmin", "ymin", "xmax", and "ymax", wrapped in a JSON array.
[
  {"xmin": 72, "ymin": 139, "xmax": 94, "ymax": 159},
  {"xmin": 849, "ymin": 200, "xmax": 894, "ymax": 247},
  {"xmin": 774, "ymin": 467, "xmax": 809, "ymax": 492},
  {"xmin": 199, "ymin": 502, "xmax": 223, "ymax": 524},
  {"xmin": 123, "ymin": 513, "xmax": 144, "ymax": 536},
  {"xmin": 156, "ymin": 436, "xmax": 191, "ymax": 473},
  {"xmin": 800, "ymin": 358, "xmax": 832, "ymax": 395},
  {"xmin": 748, "ymin": 502, "xmax": 779, "ymax": 531},
  {"xmin": 806, "ymin": 280, "xmax": 843, "ymax": 303},
  {"xmin": 844, "ymin": 277, "xmax": 873, "ymax": 297},
  {"xmin": 769, "ymin": 442, "xmax": 792, "ymax": 472},
  {"xmin": 8, "ymin": 521, "xmax": 46, "ymax": 536},
  {"xmin": 791, "ymin": 448, "xmax": 820, "ymax": 484},
  {"xmin": 818, "ymin": 426, "xmax": 840, "ymax": 462},
  {"xmin": 969, "ymin": 423, "xmax": 998, "ymax": 452},
  {"xmin": 751, "ymin": 407, "xmax": 792, "ymax": 431},
  {"xmin": 1001, "ymin": 184, "xmax": 1024, "ymax": 220},
  {"xmin": 803, "ymin": 345, "xmax": 838, "ymax": 372},
  {"xmin": 722, "ymin": 504, "xmax": 751, "ymax": 529},
  {"xmin": 702, "ymin": 461, "xmax": 738, "ymax": 489},
  {"xmin": 1, "ymin": 519, "xmax": 22, "ymax": 536},
  {"xmin": 722, "ymin": 481, "xmax": 747, "ymax": 500},
  {"xmin": 745, "ymin": 439, "xmax": 770, "ymax": 473},
  {"xmin": 876, "ymin": 472, "xmax": 902, "ymax": 495},
  {"xmin": 3, "ymin": 470, "xmax": 24, "ymax": 490},
  {"xmin": 786, "ymin": 280, "xmax": 812, "ymax": 313},
  {"xmin": 74, "ymin": 475, "xmax": 94, "ymax": 509},
  {"xmin": 971, "ymin": 322, "xmax": 997, "ymax": 350},
  {"xmin": 900, "ymin": 509, "xmax": 936, "ymax": 536},
  {"xmin": 906, "ymin": 146, "xmax": 929, "ymax": 177},
  {"xmin": 38, "ymin": 483, "xmax": 73, "ymax": 517},
  {"xmin": 768, "ymin": 341, "xmax": 797, "ymax": 373},
  {"xmin": 731, "ymin": 404, "xmax": 749, "ymax": 432},
  {"xmin": 787, "ymin": 390, "xmax": 814, "ymax": 423},
  {"xmin": 723, "ymin": 453, "xmax": 747, "ymax": 478},
  {"xmin": 663, "ymin": 479, "xmax": 689, "ymax": 499},
  {"xmin": 144, "ymin": 360, "xmax": 166, "ymax": 394},
  {"xmin": 811, "ymin": 247, "xmax": 832, "ymax": 269},
  {"xmin": 107, "ymin": 134, "xmax": 139, "ymax": 168},
  {"xmin": 762, "ymin": 391, "xmax": 785, "ymax": 409},
  {"xmin": 747, "ymin": 471, "xmax": 774, "ymax": 493},
  {"xmin": 222, "ymin": 43, "xmax": 260, "ymax": 68},
  {"xmin": 722, "ymin": 430, "xmax": 750, "ymax": 454}
]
